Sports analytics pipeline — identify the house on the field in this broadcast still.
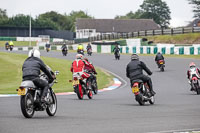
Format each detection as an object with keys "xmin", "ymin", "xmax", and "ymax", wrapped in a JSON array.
[
  {"xmin": 75, "ymin": 18, "xmax": 160, "ymax": 39},
  {"xmin": 187, "ymin": 19, "xmax": 200, "ymax": 27}
]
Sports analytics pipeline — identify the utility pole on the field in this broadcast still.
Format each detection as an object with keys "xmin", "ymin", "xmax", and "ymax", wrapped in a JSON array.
[{"xmin": 29, "ymin": 14, "xmax": 32, "ymax": 47}]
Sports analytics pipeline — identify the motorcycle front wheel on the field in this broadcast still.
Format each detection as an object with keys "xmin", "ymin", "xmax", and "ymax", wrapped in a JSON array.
[
  {"xmin": 92, "ymin": 80, "xmax": 98, "ymax": 94},
  {"xmin": 20, "ymin": 91, "xmax": 35, "ymax": 118},
  {"xmin": 46, "ymin": 91, "xmax": 57, "ymax": 116}
]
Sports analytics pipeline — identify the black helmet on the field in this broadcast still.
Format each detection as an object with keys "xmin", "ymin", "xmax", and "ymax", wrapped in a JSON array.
[{"xmin": 131, "ymin": 54, "xmax": 139, "ymax": 60}]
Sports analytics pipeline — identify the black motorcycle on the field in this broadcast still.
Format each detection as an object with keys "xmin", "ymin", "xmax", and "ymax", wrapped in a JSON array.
[
  {"xmin": 90, "ymin": 72, "xmax": 98, "ymax": 94},
  {"xmin": 9, "ymin": 45, "xmax": 13, "ymax": 51},
  {"xmin": 17, "ymin": 68, "xmax": 59, "ymax": 118},
  {"xmin": 62, "ymin": 48, "xmax": 68, "ymax": 56},
  {"xmin": 78, "ymin": 49, "xmax": 84, "ymax": 55},
  {"xmin": 114, "ymin": 51, "xmax": 120, "ymax": 60},
  {"xmin": 131, "ymin": 79, "xmax": 155, "ymax": 105}
]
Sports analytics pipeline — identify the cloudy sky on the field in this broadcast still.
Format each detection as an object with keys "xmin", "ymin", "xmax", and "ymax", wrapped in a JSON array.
[{"xmin": 1, "ymin": 0, "xmax": 194, "ymax": 27}]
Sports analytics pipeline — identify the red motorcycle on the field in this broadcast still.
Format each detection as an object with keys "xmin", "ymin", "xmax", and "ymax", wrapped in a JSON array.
[
  {"xmin": 191, "ymin": 76, "xmax": 200, "ymax": 95},
  {"xmin": 131, "ymin": 79, "xmax": 155, "ymax": 105},
  {"xmin": 70, "ymin": 73, "xmax": 93, "ymax": 100}
]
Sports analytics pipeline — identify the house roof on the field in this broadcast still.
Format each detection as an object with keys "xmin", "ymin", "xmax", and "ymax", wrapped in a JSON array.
[
  {"xmin": 187, "ymin": 19, "xmax": 200, "ymax": 27},
  {"xmin": 76, "ymin": 18, "xmax": 160, "ymax": 32}
]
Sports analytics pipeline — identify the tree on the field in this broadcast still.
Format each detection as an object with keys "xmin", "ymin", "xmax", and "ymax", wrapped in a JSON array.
[
  {"xmin": 140, "ymin": 0, "xmax": 171, "ymax": 28},
  {"xmin": 115, "ymin": 10, "xmax": 143, "ymax": 19},
  {"xmin": 0, "ymin": 8, "xmax": 8, "ymax": 25},
  {"xmin": 188, "ymin": 0, "xmax": 200, "ymax": 18},
  {"xmin": 68, "ymin": 11, "xmax": 93, "ymax": 31}
]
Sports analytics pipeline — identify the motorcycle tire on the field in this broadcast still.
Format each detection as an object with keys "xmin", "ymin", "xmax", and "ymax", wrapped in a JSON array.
[
  {"xmin": 136, "ymin": 95, "xmax": 145, "ymax": 105},
  {"xmin": 46, "ymin": 91, "xmax": 57, "ymax": 116},
  {"xmin": 20, "ymin": 91, "xmax": 35, "ymax": 118},
  {"xmin": 149, "ymin": 96, "xmax": 155, "ymax": 104},
  {"xmin": 87, "ymin": 90, "xmax": 93, "ymax": 99},
  {"xmin": 92, "ymin": 80, "xmax": 98, "ymax": 94},
  {"xmin": 76, "ymin": 84, "xmax": 84, "ymax": 100}
]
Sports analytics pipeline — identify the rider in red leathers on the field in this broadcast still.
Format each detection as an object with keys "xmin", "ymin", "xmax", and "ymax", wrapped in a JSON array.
[
  {"xmin": 70, "ymin": 54, "xmax": 94, "ymax": 89},
  {"xmin": 187, "ymin": 62, "xmax": 200, "ymax": 91}
]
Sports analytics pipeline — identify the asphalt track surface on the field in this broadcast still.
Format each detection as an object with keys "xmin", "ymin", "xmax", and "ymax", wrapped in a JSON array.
[{"xmin": 0, "ymin": 50, "xmax": 200, "ymax": 133}]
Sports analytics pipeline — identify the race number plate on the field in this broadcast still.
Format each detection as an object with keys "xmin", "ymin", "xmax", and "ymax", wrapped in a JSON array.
[
  {"xmin": 72, "ymin": 80, "xmax": 79, "ymax": 85},
  {"xmin": 18, "ymin": 88, "xmax": 26, "ymax": 95},
  {"xmin": 160, "ymin": 62, "xmax": 164, "ymax": 64},
  {"xmin": 132, "ymin": 87, "xmax": 139, "ymax": 93}
]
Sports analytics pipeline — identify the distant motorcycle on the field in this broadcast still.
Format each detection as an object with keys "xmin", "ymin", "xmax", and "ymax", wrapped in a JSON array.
[
  {"xmin": 17, "ymin": 67, "xmax": 59, "ymax": 118},
  {"xmin": 158, "ymin": 60, "xmax": 165, "ymax": 72},
  {"xmin": 131, "ymin": 79, "xmax": 155, "ymax": 105},
  {"xmin": 70, "ymin": 72, "xmax": 93, "ymax": 100},
  {"xmin": 114, "ymin": 51, "xmax": 120, "ymax": 60},
  {"xmin": 9, "ymin": 45, "xmax": 13, "ymax": 51},
  {"xmin": 5, "ymin": 45, "xmax": 9, "ymax": 50},
  {"xmin": 190, "ymin": 76, "xmax": 200, "ymax": 95},
  {"xmin": 78, "ymin": 49, "xmax": 84, "ymax": 55},
  {"xmin": 62, "ymin": 48, "xmax": 68, "ymax": 56},
  {"xmin": 87, "ymin": 48, "xmax": 92, "ymax": 56},
  {"xmin": 46, "ymin": 47, "xmax": 50, "ymax": 52}
]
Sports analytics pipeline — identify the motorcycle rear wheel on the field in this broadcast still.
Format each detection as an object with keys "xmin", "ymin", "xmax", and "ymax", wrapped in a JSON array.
[
  {"xmin": 46, "ymin": 92, "xmax": 57, "ymax": 116},
  {"xmin": 20, "ymin": 91, "xmax": 35, "ymax": 118},
  {"xmin": 76, "ymin": 84, "xmax": 84, "ymax": 100}
]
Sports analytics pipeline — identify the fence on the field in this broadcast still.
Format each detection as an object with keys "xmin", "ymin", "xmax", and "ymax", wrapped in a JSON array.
[
  {"xmin": 12, "ymin": 44, "xmax": 200, "ymax": 55},
  {"xmin": 87, "ymin": 27, "xmax": 200, "ymax": 42}
]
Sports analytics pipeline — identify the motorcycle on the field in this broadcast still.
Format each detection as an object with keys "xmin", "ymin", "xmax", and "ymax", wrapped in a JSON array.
[
  {"xmin": 158, "ymin": 60, "xmax": 165, "ymax": 72},
  {"xmin": 46, "ymin": 47, "xmax": 50, "ymax": 52},
  {"xmin": 78, "ymin": 49, "xmax": 84, "ymax": 55},
  {"xmin": 131, "ymin": 79, "xmax": 155, "ymax": 105},
  {"xmin": 5, "ymin": 45, "xmax": 9, "ymax": 50},
  {"xmin": 87, "ymin": 48, "xmax": 92, "ymax": 56},
  {"xmin": 9, "ymin": 45, "xmax": 13, "ymax": 51},
  {"xmin": 62, "ymin": 48, "xmax": 68, "ymax": 56},
  {"xmin": 70, "ymin": 72, "xmax": 93, "ymax": 100},
  {"xmin": 89, "ymin": 71, "xmax": 98, "ymax": 94},
  {"xmin": 190, "ymin": 76, "xmax": 200, "ymax": 95},
  {"xmin": 17, "ymin": 68, "xmax": 59, "ymax": 118},
  {"xmin": 114, "ymin": 51, "xmax": 120, "ymax": 60}
]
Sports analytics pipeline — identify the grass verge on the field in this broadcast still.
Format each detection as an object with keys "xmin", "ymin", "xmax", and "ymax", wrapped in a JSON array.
[
  {"xmin": 0, "ymin": 41, "xmax": 37, "ymax": 47},
  {"xmin": 0, "ymin": 52, "xmax": 114, "ymax": 94}
]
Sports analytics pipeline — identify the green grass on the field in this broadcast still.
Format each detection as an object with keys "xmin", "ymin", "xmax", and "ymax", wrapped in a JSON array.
[
  {"xmin": 144, "ymin": 33, "xmax": 200, "ymax": 45},
  {"xmin": 0, "ymin": 52, "xmax": 113, "ymax": 94},
  {"xmin": 0, "ymin": 41, "xmax": 37, "ymax": 47}
]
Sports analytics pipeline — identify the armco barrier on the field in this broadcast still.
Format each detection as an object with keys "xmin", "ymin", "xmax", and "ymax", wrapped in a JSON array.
[{"xmin": 12, "ymin": 45, "xmax": 200, "ymax": 55}]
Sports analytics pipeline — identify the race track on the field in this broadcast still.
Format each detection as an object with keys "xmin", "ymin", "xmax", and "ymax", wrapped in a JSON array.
[{"xmin": 0, "ymin": 50, "xmax": 200, "ymax": 133}]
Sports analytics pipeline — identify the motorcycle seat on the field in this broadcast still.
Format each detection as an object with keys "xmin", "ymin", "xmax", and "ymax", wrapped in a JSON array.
[{"xmin": 131, "ymin": 79, "xmax": 143, "ymax": 84}]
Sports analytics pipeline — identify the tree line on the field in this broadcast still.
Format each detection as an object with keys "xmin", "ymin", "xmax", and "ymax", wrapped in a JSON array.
[{"xmin": 0, "ymin": 0, "xmax": 199, "ymax": 31}]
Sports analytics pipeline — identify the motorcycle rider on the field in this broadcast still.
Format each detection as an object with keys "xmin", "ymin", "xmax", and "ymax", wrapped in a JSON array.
[
  {"xmin": 83, "ymin": 57, "xmax": 97, "ymax": 75},
  {"xmin": 61, "ymin": 43, "xmax": 68, "ymax": 54},
  {"xmin": 155, "ymin": 52, "xmax": 165, "ymax": 68},
  {"xmin": 126, "ymin": 54, "xmax": 156, "ymax": 96},
  {"xmin": 22, "ymin": 49, "xmax": 54, "ymax": 102},
  {"xmin": 86, "ymin": 43, "xmax": 92, "ymax": 53},
  {"xmin": 113, "ymin": 44, "xmax": 120, "ymax": 54},
  {"xmin": 77, "ymin": 44, "xmax": 84, "ymax": 53},
  {"xmin": 70, "ymin": 54, "xmax": 94, "ymax": 89},
  {"xmin": 5, "ymin": 41, "xmax": 9, "ymax": 50},
  {"xmin": 187, "ymin": 62, "xmax": 200, "ymax": 91}
]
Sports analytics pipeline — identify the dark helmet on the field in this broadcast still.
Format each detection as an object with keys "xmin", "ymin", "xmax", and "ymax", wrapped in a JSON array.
[{"xmin": 131, "ymin": 54, "xmax": 139, "ymax": 60}]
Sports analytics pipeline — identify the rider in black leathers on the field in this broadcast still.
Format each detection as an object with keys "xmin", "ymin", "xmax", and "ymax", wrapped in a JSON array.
[
  {"xmin": 155, "ymin": 52, "xmax": 165, "ymax": 68},
  {"xmin": 126, "ymin": 54, "xmax": 156, "ymax": 96},
  {"xmin": 22, "ymin": 49, "xmax": 54, "ymax": 102},
  {"xmin": 113, "ymin": 45, "xmax": 120, "ymax": 54}
]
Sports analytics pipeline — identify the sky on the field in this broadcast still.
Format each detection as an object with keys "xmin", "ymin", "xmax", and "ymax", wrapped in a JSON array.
[{"xmin": 1, "ymin": 0, "xmax": 194, "ymax": 27}]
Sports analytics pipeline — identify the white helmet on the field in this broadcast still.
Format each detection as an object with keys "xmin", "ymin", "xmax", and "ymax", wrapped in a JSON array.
[
  {"xmin": 76, "ymin": 54, "xmax": 83, "ymax": 59},
  {"xmin": 28, "ymin": 49, "xmax": 40, "ymax": 59}
]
